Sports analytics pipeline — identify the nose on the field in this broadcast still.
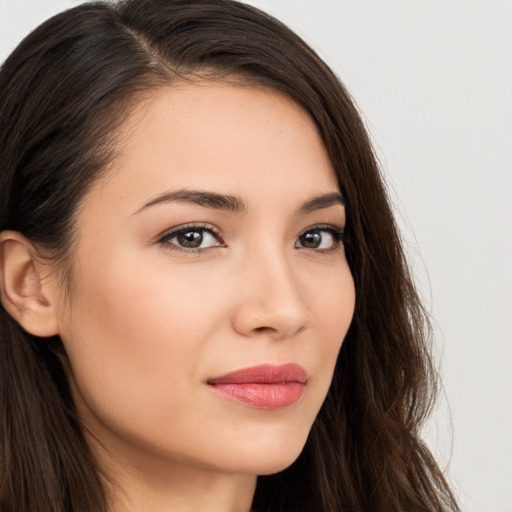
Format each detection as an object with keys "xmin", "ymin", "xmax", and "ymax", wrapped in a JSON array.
[{"xmin": 231, "ymin": 250, "xmax": 310, "ymax": 340}]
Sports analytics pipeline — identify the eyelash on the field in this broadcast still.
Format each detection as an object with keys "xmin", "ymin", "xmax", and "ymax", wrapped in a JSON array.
[
  {"xmin": 158, "ymin": 223, "xmax": 225, "ymax": 254},
  {"xmin": 157, "ymin": 223, "xmax": 345, "ymax": 254},
  {"xmin": 296, "ymin": 224, "xmax": 345, "ymax": 253}
]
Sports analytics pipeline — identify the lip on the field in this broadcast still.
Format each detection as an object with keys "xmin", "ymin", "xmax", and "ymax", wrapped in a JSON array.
[{"xmin": 207, "ymin": 363, "xmax": 307, "ymax": 410}]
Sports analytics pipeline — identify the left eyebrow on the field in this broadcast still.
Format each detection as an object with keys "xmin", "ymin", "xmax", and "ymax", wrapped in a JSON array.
[{"xmin": 297, "ymin": 192, "xmax": 345, "ymax": 214}]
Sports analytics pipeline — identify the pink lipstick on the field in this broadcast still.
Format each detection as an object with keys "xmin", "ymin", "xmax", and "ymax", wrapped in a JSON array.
[{"xmin": 207, "ymin": 363, "xmax": 307, "ymax": 409}]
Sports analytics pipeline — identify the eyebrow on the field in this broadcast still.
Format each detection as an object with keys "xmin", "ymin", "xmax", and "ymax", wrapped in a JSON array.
[
  {"xmin": 137, "ymin": 189, "xmax": 344, "ymax": 215},
  {"xmin": 138, "ymin": 189, "xmax": 247, "ymax": 214},
  {"xmin": 297, "ymin": 192, "xmax": 345, "ymax": 214}
]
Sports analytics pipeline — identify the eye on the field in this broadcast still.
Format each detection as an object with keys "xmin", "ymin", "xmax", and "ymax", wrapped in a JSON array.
[
  {"xmin": 159, "ymin": 224, "xmax": 224, "ymax": 251},
  {"xmin": 295, "ymin": 226, "xmax": 344, "ymax": 251}
]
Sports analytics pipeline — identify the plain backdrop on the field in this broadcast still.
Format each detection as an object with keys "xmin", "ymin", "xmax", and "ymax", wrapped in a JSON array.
[{"xmin": 1, "ymin": 1, "xmax": 511, "ymax": 511}]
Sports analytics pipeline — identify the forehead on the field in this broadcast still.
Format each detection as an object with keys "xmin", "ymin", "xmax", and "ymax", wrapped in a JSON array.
[{"xmin": 83, "ymin": 82, "xmax": 338, "ymax": 216}]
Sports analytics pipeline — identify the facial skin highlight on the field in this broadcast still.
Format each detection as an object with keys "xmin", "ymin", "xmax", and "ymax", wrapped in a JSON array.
[{"xmin": 49, "ymin": 83, "xmax": 355, "ymax": 511}]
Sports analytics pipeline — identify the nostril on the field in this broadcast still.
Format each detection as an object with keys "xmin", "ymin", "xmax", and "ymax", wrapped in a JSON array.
[{"xmin": 254, "ymin": 326, "xmax": 275, "ymax": 334}]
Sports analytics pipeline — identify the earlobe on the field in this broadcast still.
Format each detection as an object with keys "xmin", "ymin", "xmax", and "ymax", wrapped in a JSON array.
[{"xmin": 0, "ymin": 231, "xmax": 59, "ymax": 337}]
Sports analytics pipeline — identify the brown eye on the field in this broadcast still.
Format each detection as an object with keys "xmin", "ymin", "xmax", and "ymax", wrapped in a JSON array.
[
  {"xmin": 160, "ymin": 225, "xmax": 223, "ymax": 251},
  {"xmin": 177, "ymin": 230, "xmax": 203, "ymax": 248},
  {"xmin": 298, "ymin": 230, "xmax": 322, "ymax": 249},
  {"xmin": 295, "ymin": 227, "xmax": 344, "ymax": 251}
]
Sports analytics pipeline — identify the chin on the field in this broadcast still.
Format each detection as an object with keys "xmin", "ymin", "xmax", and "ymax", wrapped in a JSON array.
[
  {"xmin": 254, "ymin": 453, "xmax": 303, "ymax": 476},
  {"xmin": 223, "ymin": 430, "xmax": 309, "ymax": 476}
]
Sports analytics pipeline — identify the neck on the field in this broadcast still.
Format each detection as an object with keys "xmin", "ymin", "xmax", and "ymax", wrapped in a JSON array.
[{"xmin": 107, "ymin": 464, "xmax": 256, "ymax": 512}]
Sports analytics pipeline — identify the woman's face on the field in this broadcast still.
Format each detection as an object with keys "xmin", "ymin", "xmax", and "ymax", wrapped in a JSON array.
[{"xmin": 54, "ymin": 83, "xmax": 355, "ymax": 479}]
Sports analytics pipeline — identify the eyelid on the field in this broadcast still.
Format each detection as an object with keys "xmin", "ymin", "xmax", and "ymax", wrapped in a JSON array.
[
  {"xmin": 157, "ymin": 223, "xmax": 225, "ymax": 251},
  {"xmin": 295, "ymin": 223, "xmax": 346, "ymax": 250},
  {"xmin": 297, "ymin": 223, "xmax": 345, "ymax": 239}
]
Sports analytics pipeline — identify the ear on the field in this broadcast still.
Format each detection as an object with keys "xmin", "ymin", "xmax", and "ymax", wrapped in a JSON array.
[{"xmin": 0, "ymin": 231, "xmax": 59, "ymax": 337}]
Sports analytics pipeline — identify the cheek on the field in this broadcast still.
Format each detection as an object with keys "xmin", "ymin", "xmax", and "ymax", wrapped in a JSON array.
[
  {"xmin": 308, "ymin": 260, "xmax": 355, "ymax": 339},
  {"xmin": 58, "ymin": 252, "xmax": 223, "ymax": 431},
  {"xmin": 297, "ymin": 264, "xmax": 355, "ymax": 407}
]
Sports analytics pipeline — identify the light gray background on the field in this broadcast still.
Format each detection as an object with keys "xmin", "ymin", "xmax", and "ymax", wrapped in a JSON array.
[{"xmin": 1, "ymin": 1, "xmax": 511, "ymax": 511}]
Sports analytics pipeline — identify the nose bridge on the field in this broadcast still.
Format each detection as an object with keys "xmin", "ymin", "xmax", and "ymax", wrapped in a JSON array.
[{"xmin": 233, "ymin": 240, "xmax": 309, "ymax": 338}]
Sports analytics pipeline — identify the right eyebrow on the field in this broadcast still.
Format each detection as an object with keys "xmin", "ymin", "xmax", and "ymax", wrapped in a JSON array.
[{"xmin": 134, "ymin": 189, "xmax": 248, "ymax": 215}]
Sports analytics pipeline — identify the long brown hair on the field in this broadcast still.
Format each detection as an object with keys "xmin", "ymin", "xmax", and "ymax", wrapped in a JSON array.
[{"xmin": 0, "ymin": 1, "xmax": 459, "ymax": 510}]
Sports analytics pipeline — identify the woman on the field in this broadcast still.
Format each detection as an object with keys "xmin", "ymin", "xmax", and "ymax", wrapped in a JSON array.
[{"xmin": 0, "ymin": 1, "xmax": 460, "ymax": 511}]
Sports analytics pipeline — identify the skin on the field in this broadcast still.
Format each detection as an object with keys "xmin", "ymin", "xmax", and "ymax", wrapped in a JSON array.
[{"xmin": 49, "ymin": 83, "xmax": 355, "ymax": 511}]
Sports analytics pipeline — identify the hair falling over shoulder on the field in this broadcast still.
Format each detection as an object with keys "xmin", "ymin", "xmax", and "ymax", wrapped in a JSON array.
[{"xmin": 0, "ymin": 1, "xmax": 460, "ymax": 510}]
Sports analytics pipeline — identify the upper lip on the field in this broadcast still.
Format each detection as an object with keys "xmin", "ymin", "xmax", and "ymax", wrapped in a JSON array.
[{"xmin": 207, "ymin": 363, "xmax": 308, "ymax": 385}]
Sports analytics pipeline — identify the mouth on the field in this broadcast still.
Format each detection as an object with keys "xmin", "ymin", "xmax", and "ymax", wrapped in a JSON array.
[{"xmin": 207, "ymin": 363, "xmax": 307, "ymax": 410}]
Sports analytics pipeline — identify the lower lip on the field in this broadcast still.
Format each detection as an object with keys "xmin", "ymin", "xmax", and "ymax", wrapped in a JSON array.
[{"xmin": 208, "ymin": 382, "xmax": 306, "ymax": 409}]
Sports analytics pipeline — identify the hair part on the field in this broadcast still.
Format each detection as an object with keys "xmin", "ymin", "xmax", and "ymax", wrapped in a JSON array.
[{"xmin": 0, "ymin": 1, "xmax": 459, "ymax": 511}]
